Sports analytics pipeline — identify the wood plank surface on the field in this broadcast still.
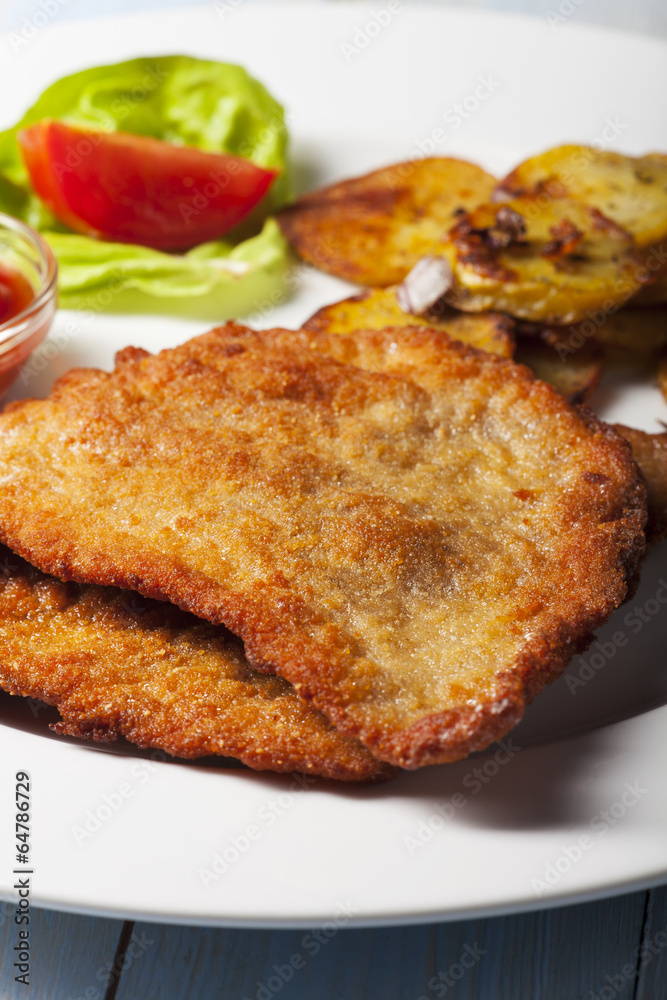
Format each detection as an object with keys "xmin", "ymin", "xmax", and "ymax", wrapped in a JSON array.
[
  {"xmin": 0, "ymin": 888, "xmax": 662, "ymax": 999},
  {"xmin": 111, "ymin": 892, "xmax": 648, "ymax": 1000},
  {"xmin": 0, "ymin": 3, "xmax": 665, "ymax": 1000},
  {"xmin": 636, "ymin": 885, "xmax": 667, "ymax": 1000},
  {"xmin": 0, "ymin": 904, "xmax": 123, "ymax": 1000}
]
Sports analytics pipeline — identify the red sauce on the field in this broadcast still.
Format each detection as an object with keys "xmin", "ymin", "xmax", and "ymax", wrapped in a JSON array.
[
  {"xmin": 0, "ymin": 261, "xmax": 49, "ymax": 396},
  {"xmin": 0, "ymin": 262, "xmax": 34, "ymax": 325}
]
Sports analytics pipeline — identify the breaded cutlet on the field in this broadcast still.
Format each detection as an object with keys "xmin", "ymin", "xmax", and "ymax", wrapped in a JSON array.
[
  {"xmin": 0, "ymin": 322, "xmax": 646, "ymax": 768},
  {"xmin": 0, "ymin": 546, "xmax": 392, "ymax": 781}
]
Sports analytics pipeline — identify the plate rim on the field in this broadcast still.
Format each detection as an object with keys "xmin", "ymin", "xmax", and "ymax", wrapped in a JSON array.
[{"xmin": 0, "ymin": 1, "xmax": 666, "ymax": 928}]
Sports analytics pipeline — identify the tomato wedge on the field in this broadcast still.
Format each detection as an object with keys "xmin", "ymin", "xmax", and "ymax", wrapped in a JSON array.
[{"xmin": 18, "ymin": 119, "xmax": 279, "ymax": 251}]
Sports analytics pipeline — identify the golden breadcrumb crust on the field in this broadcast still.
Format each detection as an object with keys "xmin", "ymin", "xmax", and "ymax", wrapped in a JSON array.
[
  {"xmin": 0, "ymin": 323, "xmax": 646, "ymax": 768},
  {"xmin": 0, "ymin": 546, "xmax": 392, "ymax": 781}
]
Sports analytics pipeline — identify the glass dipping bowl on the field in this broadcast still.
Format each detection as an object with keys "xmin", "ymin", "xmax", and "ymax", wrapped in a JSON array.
[{"xmin": 0, "ymin": 212, "xmax": 57, "ymax": 396}]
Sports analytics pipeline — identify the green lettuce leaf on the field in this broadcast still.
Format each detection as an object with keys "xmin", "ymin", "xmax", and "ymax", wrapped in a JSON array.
[
  {"xmin": 0, "ymin": 55, "xmax": 292, "ymax": 314},
  {"xmin": 50, "ymin": 219, "xmax": 290, "ymax": 319}
]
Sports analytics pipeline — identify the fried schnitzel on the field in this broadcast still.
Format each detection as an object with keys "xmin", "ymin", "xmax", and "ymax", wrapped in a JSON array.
[
  {"xmin": 0, "ymin": 545, "xmax": 391, "ymax": 781},
  {"xmin": 0, "ymin": 324, "xmax": 646, "ymax": 768}
]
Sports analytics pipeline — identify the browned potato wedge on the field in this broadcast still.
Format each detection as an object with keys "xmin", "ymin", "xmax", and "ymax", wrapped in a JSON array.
[
  {"xmin": 515, "ymin": 327, "xmax": 603, "ymax": 403},
  {"xmin": 278, "ymin": 157, "xmax": 497, "ymax": 287},
  {"xmin": 440, "ymin": 196, "xmax": 645, "ymax": 324},
  {"xmin": 563, "ymin": 306, "xmax": 667, "ymax": 356},
  {"xmin": 659, "ymin": 352, "xmax": 667, "ymax": 404},
  {"xmin": 497, "ymin": 145, "xmax": 667, "ymax": 247},
  {"xmin": 303, "ymin": 287, "xmax": 515, "ymax": 358},
  {"xmin": 633, "ymin": 268, "xmax": 667, "ymax": 306},
  {"xmin": 630, "ymin": 240, "xmax": 667, "ymax": 304},
  {"xmin": 613, "ymin": 424, "xmax": 667, "ymax": 545}
]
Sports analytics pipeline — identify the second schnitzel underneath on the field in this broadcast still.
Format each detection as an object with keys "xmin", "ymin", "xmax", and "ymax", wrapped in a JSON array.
[{"xmin": 0, "ymin": 322, "xmax": 646, "ymax": 768}]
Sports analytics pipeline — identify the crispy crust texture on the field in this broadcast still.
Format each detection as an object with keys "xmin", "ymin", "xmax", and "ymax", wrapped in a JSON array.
[
  {"xmin": 0, "ymin": 546, "xmax": 393, "ymax": 782},
  {"xmin": 278, "ymin": 157, "xmax": 497, "ymax": 286},
  {"xmin": 0, "ymin": 323, "xmax": 646, "ymax": 768}
]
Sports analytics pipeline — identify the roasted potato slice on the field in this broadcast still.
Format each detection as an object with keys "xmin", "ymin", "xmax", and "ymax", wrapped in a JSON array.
[
  {"xmin": 278, "ymin": 157, "xmax": 497, "ymax": 287},
  {"xmin": 304, "ymin": 287, "xmax": 515, "ymax": 358},
  {"xmin": 659, "ymin": 352, "xmax": 667, "ymax": 404},
  {"xmin": 633, "ymin": 268, "xmax": 667, "ymax": 306},
  {"xmin": 515, "ymin": 327, "xmax": 603, "ymax": 403},
  {"xmin": 614, "ymin": 424, "xmax": 667, "ymax": 545},
  {"xmin": 440, "ymin": 196, "xmax": 645, "ymax": 324},
  {"xmin": 562, "ymin": 306, "xmax": 667, "ymax": 357},
  {"xmin": 496, "ymin": 145, "xmax": 667, "ymax": 247}
]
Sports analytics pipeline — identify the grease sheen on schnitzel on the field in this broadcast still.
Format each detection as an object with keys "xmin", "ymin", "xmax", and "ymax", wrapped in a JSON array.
[
  {"xmin": 0, "ymin": 324, "xmax": 646, "ymax": 767},
  {"xmin": 0, "ymin": 546, "xmax": 390, "ymax": 781}
]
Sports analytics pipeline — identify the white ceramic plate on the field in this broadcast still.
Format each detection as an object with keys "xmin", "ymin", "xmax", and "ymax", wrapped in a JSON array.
[{"xmin": 0, "ymin": 4, "xmax": 666, "ymax": 928}]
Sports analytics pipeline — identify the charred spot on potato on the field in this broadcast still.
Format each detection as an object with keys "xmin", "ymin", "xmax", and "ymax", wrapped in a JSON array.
[
  {"xmin": 496, "ymin": 145, "xmax": 667, "ymax": 247},
  {"xmin": 440, "ymin": 196, "xmax": 643, "ymax": 324},
  {"xmin": 277, "ymin": 157, "xmax": 497, "ymax": 286},
  {"xmin": 541, "ymin": 218, "xmax": 584, "ymax": 261}
]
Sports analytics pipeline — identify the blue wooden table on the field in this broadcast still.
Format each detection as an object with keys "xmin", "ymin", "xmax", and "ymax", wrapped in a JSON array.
[
  {"xmin": 1, "ymin": 1, "xmax": 666, "ymax": 997},
  {"xmin": 1, "ymin": 888, "xmax": 666, "ymax": 998}
]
